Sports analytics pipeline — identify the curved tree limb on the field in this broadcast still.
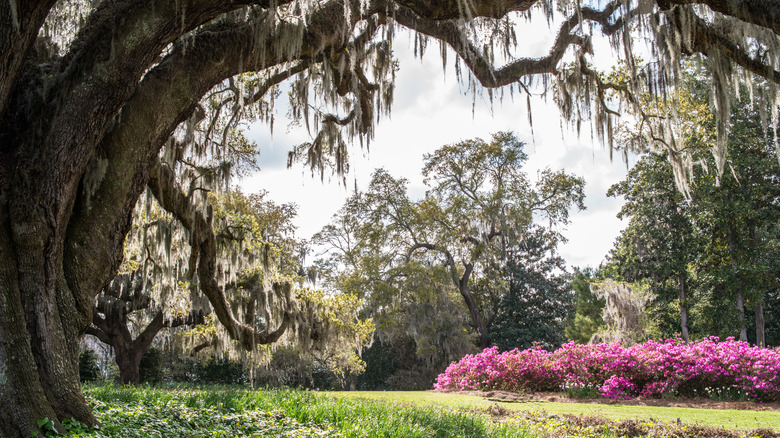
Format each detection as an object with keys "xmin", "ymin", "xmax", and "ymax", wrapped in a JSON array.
[
  {"xmin": 0, "ymin": 0, "xmax": 56, "ymax": 119},
  {"xmin": 392, "ymin": 1, "xmax": 629, "ymax": 89},
  {"xmin": 662, "ymin": 0, "xmax": 780, "ymax": 36},
  {"xmin": 147, "ymin": 157, "xmax": 290, "ymax": 350},
  {"xmin": 677, "ymin": 7, "xmax": 780, "ymax": 85},
  {"xmin": 65, "ymin": 3, "xmax": 360, "ymax": 307}
]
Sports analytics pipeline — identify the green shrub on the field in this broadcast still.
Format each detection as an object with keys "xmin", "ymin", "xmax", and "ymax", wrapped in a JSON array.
[
  {"xmin": 79, "ymin": 349, "xmax": 101, "ymax": 382},
  {"xmin": 192, "ymin": 357, "xmax": 247, "ymax": 384},
  {"xmin": 139, "ymin": 348, "xmax": 163, "ymax": 384}
]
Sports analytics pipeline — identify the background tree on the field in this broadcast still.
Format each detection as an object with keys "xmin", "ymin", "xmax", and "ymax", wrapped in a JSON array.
[
  {"xmin": 84, "ymin": 189, "xmax": 297, "ymax": 384},
  {"xmin": 605, "ymin": 80, "xmax": 780, "ymax": 343},
  {"xmin": 86, "ymin": 271, "xmax": 207, "ymax": 384},
  {"xmin": 688, "ymin": 97, "xmax": 780, "ymax": 342},
  {"xmin": 313, "ymin": 195, "xmax": 476, "ymax": 386},
  {"xmin": 316, "ymin": 132, "xmax": 584, "ymax": 357},
  {"xmin": 565, "ymin": 269, "xmax": 605, "ymax": 344},
  {"xmin": 606, "ymin": 151, "xmax": 698, "ymax": 341},
  {"xmin": 491, "ymin": 227, "xmax": 574, "ymax": 351},
  {"xmin": 375, "ymin": 133, "xmax": 584, "ymax": 347},
  {"xmin": 78, "ymin": 350, "xmax": 101, "ymax": 383},
  {"xmin": 590, "ymin": 280, "xmax": 654, "ymax": 344},
  {"xmin": 2, "ymin": 0, "xmax": 780, "ymax": 434}
]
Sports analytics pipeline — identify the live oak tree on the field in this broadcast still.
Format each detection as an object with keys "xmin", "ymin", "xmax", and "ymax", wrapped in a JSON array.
[
  {"xmin": 412, "ymin": 132, "xmax": 584, "ymax": 348},
  {"xmin": 2, "ymin": 0, "xmax": 780, "ymax": 435},
  {"xmin": 86, "ymin": 190, "xmax": 299, "ymax": 384},
  {"xmin": 85, "ymin": 269, "xmax": 207, "ymax": 384},
  {"xmin": 317, "ymin": 132, "xmax": 584, "ymax": 348}
]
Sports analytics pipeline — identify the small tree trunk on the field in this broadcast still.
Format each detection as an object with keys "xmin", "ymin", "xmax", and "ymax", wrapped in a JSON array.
[
  {"xmin": 755, "ymin": 301, "xmax": 765, "ymax": 347},
  {"xmin": 736, "ymin": 287, "xmax": 748, "ymax": 342},
  {"xmin": 727, "ymin": 227, "xmax": 748, "ymax": 342},
  {"xmin": 677, "ymin": 274, "xmax": 690, "ymax": 343}
]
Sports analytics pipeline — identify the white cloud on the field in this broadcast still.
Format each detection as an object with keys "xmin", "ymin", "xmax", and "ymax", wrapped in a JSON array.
[{"xmin": 241, "ymin": 28, "xmax": 634, "ymax": 269}]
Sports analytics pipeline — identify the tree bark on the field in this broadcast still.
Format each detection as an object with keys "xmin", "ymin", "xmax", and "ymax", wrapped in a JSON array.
[
  {"xmin": 727, "ymin": 226, "xmax": 748, "ymax": 342},
  {"xmin": 735, "ymin": 287, "xmax": 748, "ymax": 342},
  {"xmin": 458, "ymin": 263, "xmax": 492, "ymax": 349},
  {"xmin": 677, "ymin": 273, "xmax": 690, "ymax": 343},
  {"xmin": 755, "ymin": 300, "xmax": 765, "ymax": 347},
  {"xmin": 0, "ymin": 200, "xmax": 75, "ymax": 438}
]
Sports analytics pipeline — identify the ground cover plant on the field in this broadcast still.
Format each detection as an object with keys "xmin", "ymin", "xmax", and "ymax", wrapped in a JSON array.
[
  {"xmin": 435, "ymin": 338, "xmax": 780, "ymax": 401},
  {"xmin": 40, "ymin": 385, "xmax": 535, "ymax": 437},
  {"xmin": 35, "ymin": 385, "xmax": 780, "ymax": 437}
]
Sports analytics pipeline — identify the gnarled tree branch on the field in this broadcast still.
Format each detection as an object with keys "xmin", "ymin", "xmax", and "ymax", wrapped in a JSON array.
[{"xmin": 147, "ymin": 157, "xmax": 290, "ymax": 350}]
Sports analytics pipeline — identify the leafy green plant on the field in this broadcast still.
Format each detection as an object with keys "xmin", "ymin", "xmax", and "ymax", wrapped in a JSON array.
[
  {"xmin": 138, "ymin": 348, "xmax": 163, "ymax": 384},
  {"xmin": 565, "ymin": 386, "xmax": 599, "ymax": 399},
  {"xmin": 190, "ymin": 357, "xmax": 247, "ymax": 384},
  {"xmin": 78, "ymin": 384, "xmax": 535, "ymax": 437},
  {"xmin": 79, "ymin": 350, "xmax": 101, "ymax": 383}
]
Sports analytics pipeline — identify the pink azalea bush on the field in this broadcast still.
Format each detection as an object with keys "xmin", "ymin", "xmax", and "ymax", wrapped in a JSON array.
[{"xmin": 434, "ymin": 337, "xmax": 780, "ymax": 401}]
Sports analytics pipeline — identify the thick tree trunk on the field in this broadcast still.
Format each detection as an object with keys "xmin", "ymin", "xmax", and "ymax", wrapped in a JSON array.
[
  {"xmin": 755, "ymin": 301, "xmax": 765, "ymax": 347},
  {"xmin": 0, "ymin": 217, "xmax": 97, "ymax": 437},
  {"xmin": 115, "ymin": 347, "xmax": 144, "ymax": 385},
  {"xmin": 677, "ymin": 274, "xmax": 690, "ymax": 343},
  {"xmin": 457, "ymin": 268, "xmax": 491, "ymax": 349},
  {"xmin": 0, "ymin": 216, "xmax": 76, "ymax": 437}
]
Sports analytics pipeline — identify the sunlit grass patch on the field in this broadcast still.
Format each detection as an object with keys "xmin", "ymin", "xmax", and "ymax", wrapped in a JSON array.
[
  {"xmin": 325, "ymin": 391, "xmax": 780, "ymax": 434},
  {"xmin": 507, "ymin": 410, "xmax": 777, "ymax": 438}
]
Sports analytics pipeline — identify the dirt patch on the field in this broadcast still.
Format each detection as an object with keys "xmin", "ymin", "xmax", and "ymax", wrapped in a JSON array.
[{"xmin": 443, "ymin": 389, "xmax": 780, "ymax": 411}]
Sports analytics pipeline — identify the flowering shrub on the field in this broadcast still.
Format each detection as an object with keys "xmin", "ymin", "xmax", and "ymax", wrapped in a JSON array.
[{"xmin": 434, "ymin": 337, "xmax": 780, "ymax": 401}]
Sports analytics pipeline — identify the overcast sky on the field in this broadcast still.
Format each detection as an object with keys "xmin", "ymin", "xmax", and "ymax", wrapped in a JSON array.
[{"xmin": 240, "ymin": 27, "xmax": 637, "ymax": 270}]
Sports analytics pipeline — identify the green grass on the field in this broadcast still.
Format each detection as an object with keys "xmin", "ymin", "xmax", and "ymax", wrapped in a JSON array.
[
  {"xmin": 63, "ymin": 384, "xmax": 537, "ymax": 438},
  {"xmin": 42, "ymin": 385, "xmax": 780, "ymax": 437},
  {"xmin": 324, "ymin": 391, "xmax": 780, "ymax": 432}
]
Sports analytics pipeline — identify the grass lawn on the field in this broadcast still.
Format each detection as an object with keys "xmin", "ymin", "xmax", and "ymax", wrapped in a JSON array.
[{"xmin": 324, "ymin": 390, "xmax": 780, "ymax": 432}]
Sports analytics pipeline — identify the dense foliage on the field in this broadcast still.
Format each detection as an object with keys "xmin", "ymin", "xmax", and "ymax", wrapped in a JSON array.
[
  {"xmin": 435, "ymin": 338, "xmax": 780, "ymax": 401},
  {"xmin": 491, "ymin": 232, "xmax": 574, "ymax": 351},
  {"xmin": 138, "ymin": 348, "xmax": 164, "ymax": 384},
  {"xmin": 78, "ymin": 350, "xmax": 101, "ymax": 383},
  {"xmin": 604, "ymin": 83, "xmax": 780, "ymax": 344},
  {"xmin": 564, "ymin": 270, "xmax": 605, "ymax": 344},
  {"xmin": 314, "ymin": 132, "xmax": 582, "ymax": 385}
]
